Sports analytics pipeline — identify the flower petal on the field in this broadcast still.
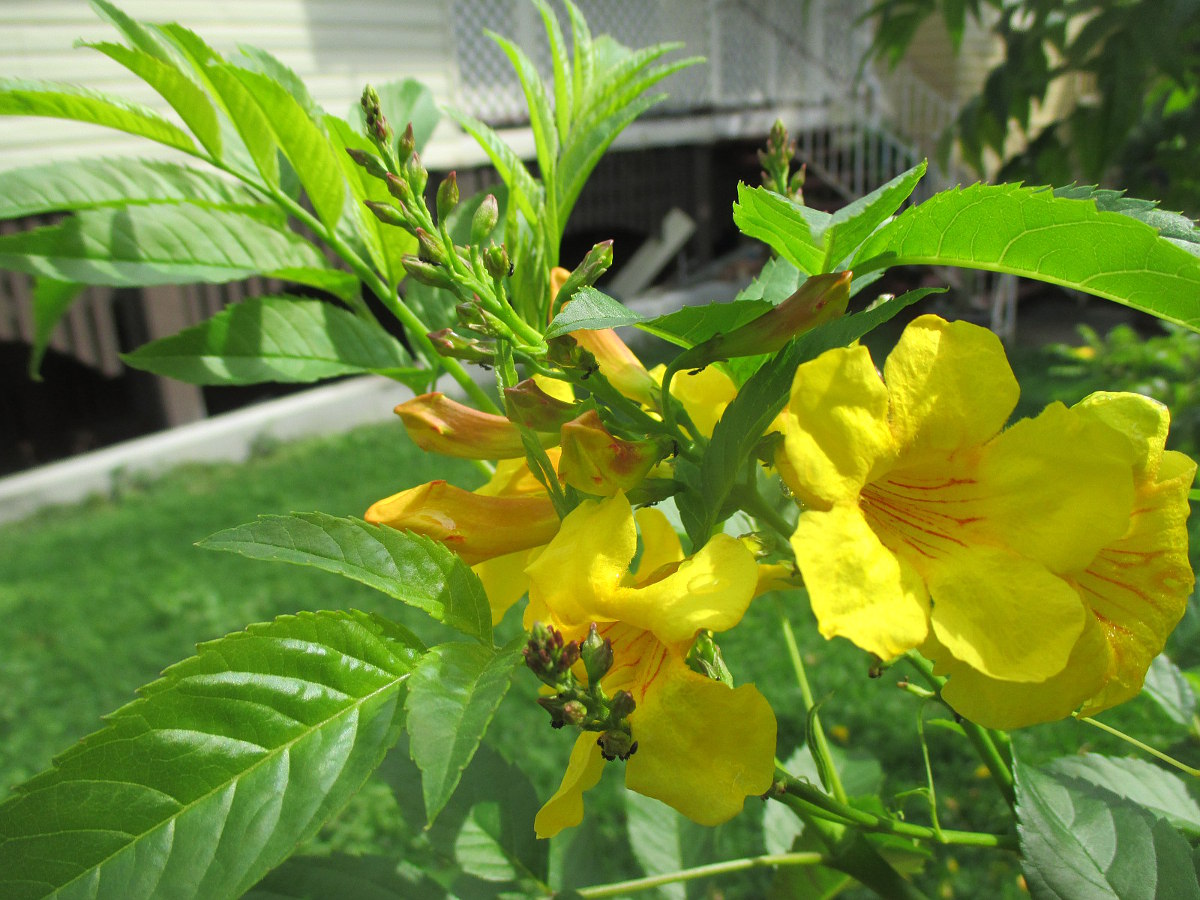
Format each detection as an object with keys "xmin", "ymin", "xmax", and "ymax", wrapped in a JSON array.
[
  {"xmin": 776, "ymin": 344, "xmax": 895, "ymax": 508},
  {"xmin": 927, "ymin": 546, "xmax": 1085, "ymax": 682},
  {"xmin": 925, "ymin": 617, "xmax": 1111, "ymax": 729},
  {"xmin": 670, "ymin": 365, "xmax": 738, "ymax": 439},
  {"xmin": 605, "ymin": 533, "xmax": 759, "ymax": 644},
  {"xmin": 625, "ymin": 656, "xmax": 776, "ymax": 826},
  {"xmin": 534, "ymin": 732, "xmax": 606, "ymax": 839},
  {"xmin": 791, "ymin": 503, "xmax": 929, "ymax": 660},
  {"xmin": 473, "ymin": 548, "xmax": 535, "ymax": 624},
  {"xmin": 975, "ymin": 401, "xmax": 1136, "ymax": 573},
  {"xmin": 632, "ymin": 507, "xmax": 684, "ymax": 579},
  {"xmin": 883, "ymin": 315, "xmax": 1018, "ymax": 455},
  {"xmin": 1075, "ymin": 391, "xmax": 1169, "ymax": 478},
  {"xmin": 1076, "ymin": 448, "xmax": 1196, "ymax": 714},
  {"xmin": 525, "ymin": 495, "xmax": 635, "ymax": 628}
]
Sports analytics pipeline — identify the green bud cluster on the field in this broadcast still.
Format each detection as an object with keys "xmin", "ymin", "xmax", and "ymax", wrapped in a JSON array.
[
  {"xmin": 758, "ymin": 118, "xmax": 804, "ymax": 203},
  {"xmin": 524, "ymin": 622, "xmax": 638, "ymax": 762}
]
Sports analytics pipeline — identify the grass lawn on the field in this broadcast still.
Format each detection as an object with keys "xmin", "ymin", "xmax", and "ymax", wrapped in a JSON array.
[{"xmin": 2, "ymin": 344, "xmax": 1198, "ymax": 898}]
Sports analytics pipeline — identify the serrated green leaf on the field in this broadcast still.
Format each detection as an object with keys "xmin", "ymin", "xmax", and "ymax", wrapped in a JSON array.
[
  {"xmin": 1047, "ymin": 756, "xmax": 1200, "ymax": 837},
  {"xmin": 199, "ymin": 512, "xmax": 493, "ymax": 642},
  {"xmin": 235, "ymin": 44, "xmax": 324, "ymax": 121},
  {"xmin": 90, "ymin": 0, "xmax": 175, "ymax": 63},
  {"xmin": 544, "ymin": 286, "xmax": 643, "ymax": 338},
  {"xmin": 378, "ymin": 738, "xmax": 548, "ymax": 886},
  {"xmin": 685, "ymin": 288, "xmax": 939, "ymax": 543},
  {"xmin": 443, "ymin": 107, "xmax": 544, "ymax": 224},
  {"xmin": 0, "ymin": 610, "xmax": 421, "ymax": 900},
  {"xmin": 0, "ymin": 157, "xmax": 263, "ymax": 220},
  {"xmin": 0, "ymin": 77, "xmax": 196, "ymax": 154},
  {"xmin": 406, "ymin": 638, "xmax": 524, "ymax": 823},
  {"xmin": 736, "ymin": 256, "xmax": 804, "ymax": 304},
  {"xmin": 625, "ymin": 793, "xmax": 686, "ymax": 900},
  {"xmin": 638, "ymin": 300, "xmax": 772, "ymax": 349},
  {"xmin": 853, "ymin": 183, "xmax": 1200, "ymax": 329},
  {"xmin": 1143, "ymin": 654, "xmax": 1198, "ymax": 727},
  {"xmin": 215, "ymin": 65, "xmax": 345, "ymax": 230},
  {"xmin": 81, "ymin": 40, "xmax": 222, "ymax": 157},
  {"xmin": 1053, "ymin": 186, "xmax": 1200, "ymax": 248},
  {"xmin": 489, "ymin": 32, "xmax": 558, "ymax": 204},
  {"xmin": 27, "ymin": 277, "xmax": 84, "ymax": 380},
  {"xmin": 120, "ymin": 295, "xmax": 411, "ymax": 384},
  {"xmin": 205, "ymin": 63, "xmax": 280, "ymax": 185},
  {"xmin": 734, "ymin": 163, "xmax": 926, "ymax": 275},
  {"xmin": 0, "ymin": 204, "xmax": 358, "ymax": 300},
  {"xmin": 245, "ymin": 852, "xmax": 448, "ymax": 900},
  {"xmin": 1016, "ymin": 758, "xmax": 1200, "ymax": 900}
]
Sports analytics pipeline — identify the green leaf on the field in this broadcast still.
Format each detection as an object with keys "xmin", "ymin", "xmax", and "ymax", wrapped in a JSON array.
[
  {"xmin": 89, "ymin": 0, "xmax": 176, "ymax": 63},
  {"xmin": 0, "ymin": 157, "xmax": 263, "ymax": 220},
  {"xmin": 734, "ymin": 163, "xmax": 927, "ymax": 275},
  {"xmin": 1143, "ymin": 654, "xmax": 1198, "ymax": 727},
  {"xmin": 1046, "ymin": 756, "xmax": 1200, "ymax": 837},
  {"xmin": 736, "ymin": 256, "xmax": 804, "ymax": 304},
  {"xmin": 638, "ymin": 300, "xmax": 773, "ymax": 349},
  {"xmin": 199, "ymin": 512, "xmax": 493, "ymax": 643},
  {"xmin": 27, "ymin": 277, "xmax": 84, "ymax": 379},
  {"xmin": 853, "ymin": 183, "xmax": 1200, "ymax": 329},
  {"xmin": 235, "ymin": 44, "xmax": 324, "ymax": 121},
  {"xmin": 1016, "ymin": 758, "xmax": 1200, "ymax": 900},
  {"xmin": 245, "ymin": 852, "xmax": 447, "ymax": 899},
  {"xmin": 0, "ymin": 77, "xmax": 196, "ymax": 154},
  {"xmin": 455, "ymin": 803, "xmax": 521, "ymax": 883},
  {"xmin": 215, "ymin": 65, "xmax": 345, "ymax": 230},
  {"xmin": 205, "ymin": 63, "xmax": 280, "ymax": 186},
  {"xmin": 489, "ymin": 32, "xmax": 558, "ymax": 204},
  {"xmin": 406, "ymin": 638, "xmax": 524, "ymax": 823},
  {"xmin": 544, "ymin": 286, "xmax": 643, "ymax": 339},
  {"xmin": 683, "ymin": 288, "xmax": 940, "ymax": 543},
  {"xmin": 120, "ymin": 295, "xmax": 411, "ymax": 384},
  {"xmin": 625, "ymin": 793, "xmax": 686, "ymax": 900},
  {"xmin": 80, "ymin": 40, "xmax": 223, "ymax": 157},
  {"xmin": 443, "ymin": 107, "xmax": 544, "ymax": 224},
  {"xmin": 379, "ymin": 738, "xmax": 548, "ymax": 887},
  {"xmin": 1052, "ymin": 186, "xmax": 1200, "ymax": 250},
  {"xmin": 0, "ymin": 610, "xmax": 421, "ymax": 900},
  {"xmin": 0, "ymin": 204, "xmax": 359, "ymax": 300}
]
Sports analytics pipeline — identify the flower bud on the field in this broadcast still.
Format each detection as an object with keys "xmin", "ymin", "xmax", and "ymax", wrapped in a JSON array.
[
  {"xmin": 436, "ymin": 171, "xmax": 459, "ymax": 221},
  {"xmin": 397, "ymin": 122, "xmax": 416, "ymax": 166},
  {"xmin": 427, "ymin": 328, "xmax": 495, "ymax": 364},
  {"xmin": 414, "ymin": 227, "xmax": 445, "ymax": 264},
  {"xmin": 365, "ymin": 480, "xmax": 560, "ymax": 565},
  {"xmin": 364, "ymin": 200, "xmax": 406, "ymax": 227},
  {"xmin": 524, "ymin": 622, "xmax": 580, "ymax": 687},
  {"xmin": 675, "ymin": 270, "xmax": 851, "ymax": 370},
  {"xmin": 550, "ymin": 241, "xmax": 614, "ymax": 311},
  {"xmin": 470, "ymin": 194, "xmax": 500, "ymax": 244},
  {"xmin": 570, "ymin": 328, "xmax": 659, "ymax": 407},
  {"xmin": 503, "ymin": 378, "xmax": 580, "ymax": 431},
  {"xmin": 406, "ymin": 150, "xmax": 428, "ymax": 198},
  {"xmin": 580, "ymin": 623, "xmax": 614, "ymax": 684},
  {"xmin": 402, "ymin": 255, "xmax": 451, "ymax": 288},
  {"xmin": 345, "ymin": 147, "xmax": 388, "ymax": 179},
  {"xmin": 395, "ymin": 392, "xmax": 530, "ymax": 459},
  {"xmin": 609, "ymin": 689, "xmax": 636, "ymax": 721},
  {"xmin": 484, "ymin": 243, "xmax": 512, "ymax": 280},
  {"xmin": 361, "ymin": 85, "xmax": 392, "ymax": 145},
  {"xmin": 559, "ymin": 409, "xmax": 668, "ymax": 496},
  {"xmin": 385, "ymin": 171, "xmax": 411, "ymax": 204}
]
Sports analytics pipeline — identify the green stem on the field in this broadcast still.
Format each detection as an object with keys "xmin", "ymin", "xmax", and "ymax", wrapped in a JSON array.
[
  {"xmin": 776, "ymin": 601, "xmax": 848, "ymax": 805},
  {"xmin": 1077, "ymin": 715, "xmax": 1200, "ymax": 777},
  {"xmin": 738, "ymin": 482, "xmax": 795, "ymax": 541},
  {"xmin": 904, "ymin": 652, "xmax": 1016, "ymax": 806},
  {"xmin": 775, "ymin": 772, "xmax": 1017, "ymax": 849},
  {"xmin": 573, "ymin": 851, "xmax": 825, "ymax": 898}
]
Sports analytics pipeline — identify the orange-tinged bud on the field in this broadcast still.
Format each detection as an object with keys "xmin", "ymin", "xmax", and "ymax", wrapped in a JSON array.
[
  {"xmin": 365, "ymin": 480, "xmax": 560, "ymax": 565},
  {"xmin": 504, "ymin": 378, "xmax": 580, "ymax": 431},
  {"xmin": 677, "ymin": 271, "xmax": 851, "ymax": 371},
  {"xmin": 395, "ymin": 392, "xmax": 528, "ymax": 459},
  {"xmin": 558, "ymin": 409, "xmax": 667, "ymax": 496},
  {"xmin": 573, "ymin": 328, "xmax": 659, "ymax": 407}
]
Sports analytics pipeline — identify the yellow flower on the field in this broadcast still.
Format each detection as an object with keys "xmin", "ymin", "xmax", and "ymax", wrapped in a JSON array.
[
  {"xmin": 526, "ymin": 494, "xmax": 777, "ymax": 838},
  {"xmin": 776, "ymin": 314, "xmax": 1193, "ymax": 728}
]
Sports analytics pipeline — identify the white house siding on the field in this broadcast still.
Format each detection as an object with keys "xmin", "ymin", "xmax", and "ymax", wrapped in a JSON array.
[{"xmin": 0, "ymin": 0, "xmax": 457, "ymax": 170}]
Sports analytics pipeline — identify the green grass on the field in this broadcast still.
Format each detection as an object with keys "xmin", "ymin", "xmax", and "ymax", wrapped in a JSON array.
[{"xmin": 2, "ymin": 344, "xmax": 1198, "ymax": 897}]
